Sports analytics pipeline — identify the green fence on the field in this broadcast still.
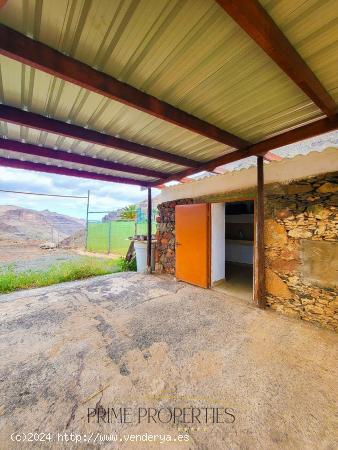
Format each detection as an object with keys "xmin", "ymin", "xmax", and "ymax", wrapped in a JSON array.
[{"xmin": 87, "ymin": 220, "xmax": 156, "ymax": 255}]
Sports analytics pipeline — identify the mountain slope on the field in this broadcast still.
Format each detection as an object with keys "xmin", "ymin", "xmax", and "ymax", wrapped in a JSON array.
[{"xmin": 0, "ymin": 205, "xmax": 85, "ymax": 243}]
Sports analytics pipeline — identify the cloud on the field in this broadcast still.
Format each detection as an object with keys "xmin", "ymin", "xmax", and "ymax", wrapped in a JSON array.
[{"xmin": 0, "ymin": 167, "xmax": 160, "ymax": 218}]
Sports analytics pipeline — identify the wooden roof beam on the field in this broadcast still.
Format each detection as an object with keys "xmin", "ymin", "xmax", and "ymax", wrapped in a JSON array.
[
  {"xmin": 0, "ymin": 156, "xmax": 148, "ymax": 186},
  {"xmin": 0, "ymin": 138, "xmax": 166, "ymax": 180},
  {"xmin": 0, "ymin": 25, "xmax": 249, "ymax": 149},
  {"xmin": 153, "ymin": 114, "xmax": 338, "ymax": 186},
  {"xmin": 0, "ymin": 104, "xmax": 199, "ymax": 168},
  {"xmin": 215, "ymin": 0, "xmax": 337, "ymax": 118}
]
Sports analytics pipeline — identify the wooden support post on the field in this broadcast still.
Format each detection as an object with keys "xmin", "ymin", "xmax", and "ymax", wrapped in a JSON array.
[
  {"xmin": 147, "ymin": 187, "xmax": 152, "ymax": 273},
  {"xmin": 254, "ymin": 156, "xmax": 266, "ymax": 308}
]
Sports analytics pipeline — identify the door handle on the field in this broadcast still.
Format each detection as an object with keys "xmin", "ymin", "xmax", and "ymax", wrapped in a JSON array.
[{"xmin": 175, "ymin": 241, "xmax": 182, "ymax": 247}]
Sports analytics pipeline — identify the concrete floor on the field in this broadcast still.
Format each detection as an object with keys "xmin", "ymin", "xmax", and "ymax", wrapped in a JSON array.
[
  {"xmin": 0, "ymin": 273, "xmax": 337, "ymax": 449},
  {"xmin": 213, "ymin": 262, "xmax": 253, "ymax": 302}
]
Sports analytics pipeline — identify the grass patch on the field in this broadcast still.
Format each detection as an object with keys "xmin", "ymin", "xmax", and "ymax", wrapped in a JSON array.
[{"xmin": 0, "ymin": 257, "xmax": 120, "ymax": 294}]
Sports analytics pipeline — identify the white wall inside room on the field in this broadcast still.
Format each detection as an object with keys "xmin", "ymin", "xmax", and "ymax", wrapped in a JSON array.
[
  {"xmin": 225, "ymin": 210, "xmax": 254, "ymax": 265},
  {"xmin": 211, "ymin": 203, "xmax": 225, "ymax": 284},
  {"xmin": 225, "ymin": 241, "xmax": 253, "ymax": 264}
]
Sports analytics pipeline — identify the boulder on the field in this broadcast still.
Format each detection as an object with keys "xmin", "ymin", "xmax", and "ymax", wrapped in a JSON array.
[
  {"xmin": 316, "ymin": 182, "xmax": 338, "ymax": 193},
  {"xmin": 288, "ymin": 228, "xmax": 312, "ymax": 239},
  {"xmin": 264, "ymin": 219, "xmax": 288, "ymax": 247},
  {"xmin": 265, "ymin": 269, "xmax": 292, "ymax": 299},
  {"xmin": 287, "ymin": 184, "xmax": 312, "ymax": 195}
]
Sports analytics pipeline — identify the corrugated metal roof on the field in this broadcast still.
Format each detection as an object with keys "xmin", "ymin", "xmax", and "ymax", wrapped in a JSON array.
[
  {"xmin": 259, "ymin": 0, "xmax": 338, "ymax": 103},
  {"xmin": 0, "ymin": 148, "xmax": 153, "ymax": 181},
  {"xmin": 0, "ymin": 54, "xmax": 233, "ymax": 169},
  {"xmin": 0, "ymin": 120, "xmax": 191, "ymax": 175},
  {"xmin": 1, "ymin": 0, "xmax": 326, "ymax": 139},
  {"xmin": 0, "ymin": 0, "xmax": 336, "ymax": 182}
]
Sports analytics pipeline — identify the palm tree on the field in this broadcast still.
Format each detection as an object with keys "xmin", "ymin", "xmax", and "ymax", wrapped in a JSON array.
[{"xmin": 119, "ymin": 204, "xmax": 137, "ymax": 220}]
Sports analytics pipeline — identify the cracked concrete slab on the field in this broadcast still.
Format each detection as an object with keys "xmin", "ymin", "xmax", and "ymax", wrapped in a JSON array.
[{"xmin": 0, "ymin": 272, "xmax": 337, "ymax": 449}]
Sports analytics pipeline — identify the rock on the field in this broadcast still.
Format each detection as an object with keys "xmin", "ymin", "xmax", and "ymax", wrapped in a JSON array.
[
  {"xmin": 287, "ymin": 184, "xmax": 313, "ymax": 195},
  {"xmin": 282, "ymin": 308, "xmax": 300, "ymax": 318},
  {"xmin": 276, "ymin": 208, "xmax": 293, "ymax": 219},
  {"xmin": 306, "ymin": 195, "xmax": 320, "ymax": 202},
  {"xmin": 264, "ymin": 219, "xmax": 288, "ymax": 247},
  {"xmin": 280, "ymin": 245, "xmax": 299, "ymax": 261},
  {"xmin": 287, "ymin": 276, "xmax": 299, "ymax": 285},
  {"xmin": 306, "ymin": 204, "xmax": 331, "ymax": 219},
  {"xmin": 301, "ymin": 298, "xmax": 315, "ymax": 305},
  {"xmin": 288, "ymin": 228, "xmax": 312, "ymax": 239},
  {"xmin": 265, "ymin": 269, "xmax": 292, "ymax": 299},
  {"xmin": 304, "ymin": 305, "xmax": 324, "ymax": 315},
  {"xmin": 268, "ymin": 257, "xmax": 299, "ymax": 272},
  {"xmin": 316, "ymin": 182, "xmax": 338, "ymax": 193},
  {"xmin": 40, "ymin": 242, "xmax": 57, "ymax": 249},
  {"xmin": 314, "ymin": 224, "xmax": 327, "ymax": 236}
]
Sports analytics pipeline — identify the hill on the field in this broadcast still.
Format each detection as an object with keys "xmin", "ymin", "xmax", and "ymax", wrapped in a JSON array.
[{"xmin": 0, "ymin": 205, "xmax": 85, "ymax": 243}]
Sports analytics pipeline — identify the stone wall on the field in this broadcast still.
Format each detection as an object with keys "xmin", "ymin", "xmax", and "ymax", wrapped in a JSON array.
[
  {"xmin": 155, "ymin": 172, "xmax": 338, "ymax": 331},
  {"xmin": 264, "ymin": 173, "xmax": 337, "ymax": 332},
  {"xmin": 155, "ymin": 198, "xmax": 193, "ymax": 274}
]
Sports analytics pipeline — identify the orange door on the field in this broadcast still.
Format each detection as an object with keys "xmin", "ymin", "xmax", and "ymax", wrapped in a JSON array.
[{"xmin": 175, "ymin": 203, "xmax": 210, "ymax": 288}]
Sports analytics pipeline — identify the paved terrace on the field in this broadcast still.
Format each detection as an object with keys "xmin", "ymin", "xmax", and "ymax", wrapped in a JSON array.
[{"xmin": 0, "ymin": 273, "xmax": 337, "ymax": 449}]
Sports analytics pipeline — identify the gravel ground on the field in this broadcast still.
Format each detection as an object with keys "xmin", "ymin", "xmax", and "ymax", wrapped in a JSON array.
[
  {"xmin": 0, "ymin": 272, "xmax": 337, "ymax": 449},
  {"xmin": 0, "ymin": 242, "xmax": 115, "ymax": 273}
]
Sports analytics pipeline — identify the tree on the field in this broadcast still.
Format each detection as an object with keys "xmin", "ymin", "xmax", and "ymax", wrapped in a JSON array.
[{"xmin": 119, "ymin": 204, "xmax": 137, "ymax": 220}]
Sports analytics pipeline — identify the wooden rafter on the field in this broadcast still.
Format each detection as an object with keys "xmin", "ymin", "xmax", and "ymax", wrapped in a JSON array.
[
  {"xmin": 0, "ymin": 156, "xmax": 148, "ymax": 186},
  {"xmin": 215, "ymin": 0, "xmax": 337, "ymax": 117},
  {"xmin": 0, "ymin": 25, "xmax": 249, "ymax": 149},
  {"xmin": 0, "ymin": 105, "xmax": 199, "ymax": 168},
  {"xmin": 0, "ymin": 138, "xmax": 166, "ymax": 179},
  {"xmin": 152, "ymin": 114, "xmax": 338, "ymax": 186}
]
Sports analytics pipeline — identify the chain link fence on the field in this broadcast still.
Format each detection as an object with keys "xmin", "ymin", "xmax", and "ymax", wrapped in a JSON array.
[{"xmin": 86, "ymin": 208, "xmax": 156, "ymax": 255}]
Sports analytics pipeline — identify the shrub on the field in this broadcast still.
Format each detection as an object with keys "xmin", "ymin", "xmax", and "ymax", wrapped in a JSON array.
[{"xmin": 116, "ymin": 256, "xmax": 137, "ymax": 272}]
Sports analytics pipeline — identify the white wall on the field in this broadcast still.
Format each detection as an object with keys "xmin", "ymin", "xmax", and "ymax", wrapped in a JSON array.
[
  {"xmin": 225, "ymin": 241, "xmax": 253, "ymax": 264},
  {"xmin": 156, "ymin": 148, "xmax": 338, "ymax": 203},
  {"xmin": 225, "ymin": 212, "xmax": 254, "ymax": 264},
  {"xmin": 211, "ymin": 203, "xmax": 225, "ymax": 284}
]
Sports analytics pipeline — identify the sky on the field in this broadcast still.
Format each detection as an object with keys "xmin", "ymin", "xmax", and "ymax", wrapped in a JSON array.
[{"xmin": 0, "ymin": 167, "xmax": 160, "ymax": 220}]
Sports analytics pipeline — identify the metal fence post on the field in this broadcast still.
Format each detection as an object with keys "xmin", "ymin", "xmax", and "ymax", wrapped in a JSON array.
[
  {"xmin": 108, "ymin": 220, "xmax": 112, "ymax": 254},
  {"xmin": 85, "ymin": 190, "xmax": 90, "ymax": 251}
]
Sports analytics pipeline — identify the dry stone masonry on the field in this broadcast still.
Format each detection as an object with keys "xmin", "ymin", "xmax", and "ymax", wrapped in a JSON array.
[
  {"xmin": 155, "ymin": 198, "xmax": 193, "ymax": 274},
  {"xmin": 264, "ymin": 173, "xmax": 337, "ymax": 332},
  {"xmin": 155, "ymin": 172, "xmax": 338, "ymax": 332}
]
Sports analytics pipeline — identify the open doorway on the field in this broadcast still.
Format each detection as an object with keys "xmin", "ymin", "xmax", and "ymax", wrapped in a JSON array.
[{"xmin": 211, "ymin": 200, "xmax": 254, "ymax": 302}]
